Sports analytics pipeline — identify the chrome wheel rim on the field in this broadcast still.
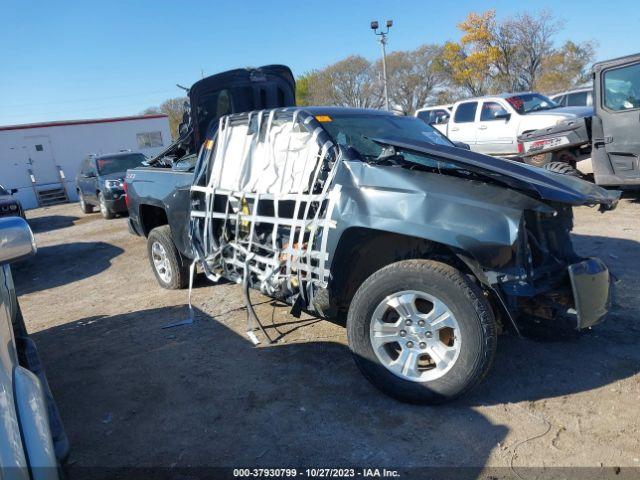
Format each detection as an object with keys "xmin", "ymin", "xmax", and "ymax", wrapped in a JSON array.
[
  {"xmin": 369, "ymin": 290, "xmax": 461, "ymax": 382},
  {"xmin": 151, "ymin": 241, "xmax": 172, "ymax": 284}
]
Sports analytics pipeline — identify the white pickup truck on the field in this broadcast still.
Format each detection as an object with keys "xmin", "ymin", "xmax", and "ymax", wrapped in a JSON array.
[{"xmin": 416, "ymin": 93, "xmax": 592, "ymax": 159}]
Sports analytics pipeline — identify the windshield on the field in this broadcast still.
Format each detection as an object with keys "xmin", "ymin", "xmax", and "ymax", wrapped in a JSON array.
[
  {"xmin": 506, "ymin": 93, "xmax": 558, "ymax": 114},
  {"xmin": 96, "ymin": 154, "xmax": 146, "ymax": 175},
  {"xmin": 0, "ymin": 185, "xmax": 8, "ymax": 195},
  {"xmin": 318, "ymin": 113, "xmax": 454, "ymax": 159}
]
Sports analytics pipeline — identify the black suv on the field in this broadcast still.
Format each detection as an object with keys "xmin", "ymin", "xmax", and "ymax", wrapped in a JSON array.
[
  {"xmin": 76, "ymin": 152, "xmax": 146, "ymax": 219},
  {"xmin": 0, "ymin": 184, "xmax": 25, "ymax": 219}
]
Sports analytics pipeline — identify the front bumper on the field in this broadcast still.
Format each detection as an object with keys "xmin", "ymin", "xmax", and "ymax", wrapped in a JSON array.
[
  {"xmin": 104, "ymin": 195, "xmax": 127, "ymax": 213},
  {"xmin": 569, "ymin": 257, "xmax": 612, "ymax": 329}
]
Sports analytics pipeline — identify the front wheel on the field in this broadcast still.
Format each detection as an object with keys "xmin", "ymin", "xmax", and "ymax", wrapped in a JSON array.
[
  {"xmin": 98, "ymin": 192, "xmax": 115, "ymax": 219},
  {"xmin": 347, "ymin": 259, "xmax": 497, "ymax": 404}
]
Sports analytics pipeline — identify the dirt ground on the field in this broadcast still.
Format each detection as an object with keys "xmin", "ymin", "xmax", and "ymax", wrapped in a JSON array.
[{"xmin": 12, "ymin": 196, "xmax": 640, "ymax": 479}]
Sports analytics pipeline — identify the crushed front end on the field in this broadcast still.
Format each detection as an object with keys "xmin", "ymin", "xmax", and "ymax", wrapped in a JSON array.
[{"xmin": 495, "ymin": 203, "xmax": 612, "ymax": 331}]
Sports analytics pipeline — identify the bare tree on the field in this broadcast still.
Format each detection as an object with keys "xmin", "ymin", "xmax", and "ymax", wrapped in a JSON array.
[
  {"xmin": 509, "ymin": 10, "xmax": 563, "ymax": 90},
  {"xmin": 301, "ymin": 55, "xmax": 383, "ymax": 108},
  {"xmin": 378, "ymin": 44, "xmax": 444, "ymax": 114}
]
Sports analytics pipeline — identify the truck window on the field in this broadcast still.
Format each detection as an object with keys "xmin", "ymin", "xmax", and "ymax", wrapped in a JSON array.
[
  {"xmin": 480, "ymin": 102, "xmax": 508, "ymax": 121},
  {"xmin": 453, "ymin": 102, "xmax": 477, "ymax": 123},
  {"xmin": 603, "ymin": 62, "xmax": 640, "ymax": 111},
  {"xmin": 417, "ymin": 109, "xmax": 449, "ymax": 125},
  {"xmin": 566, "ymin": 91, "xmax": 588, "ymax": 106}
]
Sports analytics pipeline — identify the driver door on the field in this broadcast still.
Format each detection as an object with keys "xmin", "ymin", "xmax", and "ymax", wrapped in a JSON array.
[
  {"xmin": 475, "ymin": 101, "xmax": 518, "ymax": 156},
  {"xmin": 598, "ymin": 57, "xmax": 640, "ymax": 179}
]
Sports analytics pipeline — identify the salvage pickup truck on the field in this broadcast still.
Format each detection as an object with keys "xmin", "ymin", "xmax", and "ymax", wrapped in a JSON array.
[
  {"xmin": 125, "ymin": 65, "xmax": 296, "ymax": 288},
  {"xmin": 418, "ymin": 93, "xmax": 592, "ymax": 160},
  {"xmin": 128, "ymin": 65, "xmax": 620, "ymax": 404}
]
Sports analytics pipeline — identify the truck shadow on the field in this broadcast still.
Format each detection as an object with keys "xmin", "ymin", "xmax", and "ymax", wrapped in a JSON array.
[
  {"xmin": 12, "ymin": 242, "xmax": 124, "ymax": 295},
  {"xmin": 27, "ymin": 214, "xmax": 80, "ymax": 233},
  {"xmin": 31, "ymin": 290, "xmax": 639, "ymax": 476},
  {"xmin": 26, "ymin": 232, "xmax": 640, "ymax": 475},
  {"xmin": 32, "ymin": 306, "xmax": 506, "ymax": 476}
]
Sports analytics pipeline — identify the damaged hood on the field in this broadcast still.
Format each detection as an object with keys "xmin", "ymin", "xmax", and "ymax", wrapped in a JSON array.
[{"xmin": 370, "ymin": 136, "xmax": 620, "ymax": 208}]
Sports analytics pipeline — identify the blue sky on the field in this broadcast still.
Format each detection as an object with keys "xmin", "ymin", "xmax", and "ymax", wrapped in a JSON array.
[{"xmin": 2, "ymin": 0, "xmax": 638, "ymax": 125}]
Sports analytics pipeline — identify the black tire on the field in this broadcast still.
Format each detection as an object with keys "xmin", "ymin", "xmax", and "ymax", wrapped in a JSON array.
[
  {"xmin": 523, "ymin": 152, "xmax": 552, "ymax": 167},
  {"xmin": 78, "ymin": 192, "xmax": 93, "ymax": 214},
  {"xmin": 543, "ymin": 161, "xmax": 582, "ymax": 178},
  {"xmin": 347, "ymin": 259, "xmax": 497, "ymax": 404},
  {"xmin": 98, "ymin": 192, "xmax": 115, "ymax": 219},
  {"xmin": 147, "ymin": 225, "xmax": 189, "ymax": 289}
]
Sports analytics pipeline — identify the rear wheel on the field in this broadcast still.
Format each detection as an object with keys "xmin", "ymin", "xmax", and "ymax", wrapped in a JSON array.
[
  {"xmin": 347, "ymin": 259, "xmax": 497, "ymax": 404},
  {"xmin": 147, "ymin": 225, "xmax": 189, "ymax": 290},
  {"xmin": 98, "ymin": 192, "xmax": 115, "ymax": 219},
  {"xmin": 78, "ymin": 192, "xmax": 93, "ymax": 214}
]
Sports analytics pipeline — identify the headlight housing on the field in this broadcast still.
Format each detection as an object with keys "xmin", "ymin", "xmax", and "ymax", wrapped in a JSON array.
[{"xmin": 105, "ymin": 179, "xmax": 124, "ymax": 189}]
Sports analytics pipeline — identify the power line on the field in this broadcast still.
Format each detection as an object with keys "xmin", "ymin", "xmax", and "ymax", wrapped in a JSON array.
[
  {"xmin": 0, "ymin": 98, "xmax": 169, "ymax": 120},
  {"xmin": 0, "ymin": 89, "xmax": 179, "ymax": 109}
]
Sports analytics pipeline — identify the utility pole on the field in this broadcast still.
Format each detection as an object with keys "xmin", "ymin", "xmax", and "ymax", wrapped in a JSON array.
[{"xmin": 371, "ymin": 19, "xmax": 393, "ymax": 111}]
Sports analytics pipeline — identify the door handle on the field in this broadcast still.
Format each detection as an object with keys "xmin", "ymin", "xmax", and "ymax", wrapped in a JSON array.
[
  {"xmin": 451, "ymin": 127, "xmax": 459, "ymax": 132},
  {"xmin": 478, "ymin": 125, "xmax": 487, "ymax": 130}
]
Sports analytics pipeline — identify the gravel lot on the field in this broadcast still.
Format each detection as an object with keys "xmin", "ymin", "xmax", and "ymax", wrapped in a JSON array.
[{"xmin": 13, "ymin": 196, "xmax": 640, "ymax": 479}]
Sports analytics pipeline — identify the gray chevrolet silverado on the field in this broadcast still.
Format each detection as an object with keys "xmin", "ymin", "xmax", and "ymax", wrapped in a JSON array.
[{"xmin": 128, "ymin": 65, "xmax": 619, "ymax": 404}]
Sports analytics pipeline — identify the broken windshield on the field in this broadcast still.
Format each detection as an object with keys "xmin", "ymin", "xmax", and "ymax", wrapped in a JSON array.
[
  {"xmin": 318, "ymin": 113, "xmax": 454, "ymax": 160},
  {"xmin": 506, "ymin": 93, "xmax": 559, "ymax": 114}
]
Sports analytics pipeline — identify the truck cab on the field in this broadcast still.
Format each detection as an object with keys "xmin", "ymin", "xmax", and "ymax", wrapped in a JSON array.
[
  {"xmin": 125, "ymin": 65, "xmax": 296, "ymax": 289},
  {"xmin": 591, "ymin": 53, "xmax": 640, "ymax": 185}
]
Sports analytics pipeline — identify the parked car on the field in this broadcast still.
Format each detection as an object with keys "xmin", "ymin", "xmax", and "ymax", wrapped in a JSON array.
[
  {"xmin": 436, "ymin": 92, "xmax": 592, "ymax": 159},
  {"xmin": 125, "ymin": 65, "xmax": 296, "ymax": 289},
  {"xmin": 415, "ymin": 104, "xmax": 452, "ymax": 134},
  {"xmin": 76, "ymin": 152, "xmax": 146, "ymax": 219},
  {"xmin": 0, "ymin": 184, "xmax": 26, "ymax": 219},
  {"xmin": 189, "ymin": 104, "xmax": 618, "ymax": 404},
  {"xmin": 0, "ymin": 216, "xmax": 69, "ymax": 478},
  {"xmin": 519, "ymin": 52, "xmax": 640, "ymax": 186},
  {"xmin": 550, "ymin": 86, "xmax": 593, "ymax": 107}
]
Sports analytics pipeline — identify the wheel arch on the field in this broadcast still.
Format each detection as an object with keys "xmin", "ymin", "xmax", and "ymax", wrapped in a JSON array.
[
  {"xmin": 138, "ymin": 203, "xmax": 169, "ymax": 237},
  {"xmin": 329, "ymin": 227, "xmax": 483, "ymax": 313}
]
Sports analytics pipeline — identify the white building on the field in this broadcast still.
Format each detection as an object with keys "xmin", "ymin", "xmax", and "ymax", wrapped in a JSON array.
[{"xmin": 0, "ymin": 114, "xmax": 171, "ymax": 209}]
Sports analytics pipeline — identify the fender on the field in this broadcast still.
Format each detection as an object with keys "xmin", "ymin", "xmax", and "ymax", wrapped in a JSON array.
[{"xmin": 326, "ymin": 160, "xmax": 555, "ymax": 274}]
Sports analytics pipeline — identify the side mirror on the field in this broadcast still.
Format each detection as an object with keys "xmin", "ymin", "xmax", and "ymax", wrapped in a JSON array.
[
  {"xmin": 452, "ymin": 141, "xmax": 471, "ymax": 150},
  {"xmin": 0, "ymin": 217, "xmax": 37, "ymax": 265},
  {"xmin": 495, "ymin": 112, "xmax": 511, "ymax": 122},
  {"xmin": 10, "ymin": 188, "xmax": 18, "ymax": 195}
]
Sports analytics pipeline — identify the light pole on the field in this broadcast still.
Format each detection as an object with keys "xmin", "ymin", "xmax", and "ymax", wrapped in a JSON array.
[{"xmin": 371, "ymin": 19, "xmax": 393, "ymax": 111}]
